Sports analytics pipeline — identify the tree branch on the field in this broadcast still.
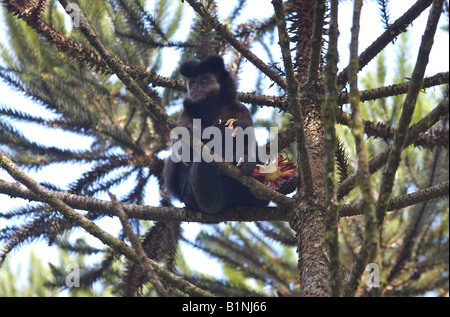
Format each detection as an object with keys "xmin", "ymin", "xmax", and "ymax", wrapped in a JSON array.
[
  {"xmin": 238, "ymin": 92, "xmax": 285, "ymax": 108},
  {"xmin": 2, "ymin": 0, "xmax": 109, "ymax": 72},
  {"xmin": 344, "ymin": 0, "xmax": 379, "ymax": 297},
  {"xmin": 0, "ymin": 179, "xmax": 291, "ymax": 222},
  {"xmin": 340, "ymin": 181, "xmax": 449, "ymax": 217},
  {"xmin": 343, "ymin": 0, "xmax": 444, "ymax": 296},
  {"xmin": 3, "ymin": 177, "xmax": 446, "ymax": 222},
  {"xmin": 254, "ymin": 72, "xmax": 448, "ymax": 157},
  {"xmin": 339, "ymin": 72, "xmax": 449, "ymax": 104},
  {"xmin": 109, "ymin": 192, "xmax": 169, "ymax": 297}
]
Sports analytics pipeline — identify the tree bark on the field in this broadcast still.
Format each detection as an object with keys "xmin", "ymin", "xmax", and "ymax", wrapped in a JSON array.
[{"xmin": 287, "ymin": 0, "xmax": 330, "ymax": 296}]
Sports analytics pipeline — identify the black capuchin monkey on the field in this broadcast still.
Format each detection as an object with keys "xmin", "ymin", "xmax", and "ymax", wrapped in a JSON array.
[{"xmin": 163, "ymin": 55, "xmax": 268, "ymax": 214}]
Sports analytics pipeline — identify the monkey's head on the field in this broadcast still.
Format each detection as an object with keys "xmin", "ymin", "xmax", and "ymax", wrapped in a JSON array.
[{"xmin": 180, "ymin": 55, "xmax": 237, "ymax": 105}]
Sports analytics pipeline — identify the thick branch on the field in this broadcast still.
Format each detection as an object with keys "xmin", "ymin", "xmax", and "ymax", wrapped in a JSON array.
[
  {"xmin": 344, "ymin": 0, "xmax": 379, "ymax": 298},
  {"xmin": 339, "ymin": 72, "xmax": 449, "ymax": 104},
  {"xmin": 238, "ymin": 92, "xmax": 285, "ymax": 108},
  {"xmin": 0, "ymin": 179, "xmax": 290, "ymax": 222},
  {"xmin": 340, "ymin": 181, "xmax": 449, "ymax": 217}
]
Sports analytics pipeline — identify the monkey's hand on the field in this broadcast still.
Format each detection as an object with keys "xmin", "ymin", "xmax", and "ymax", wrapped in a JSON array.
[
  {"xmin": 224, "ymin": 118, "xmax": 238, "ymax": 128},
  {"xmin": 223, "ymin": 118, "xmax": 238, "ymax": 137}
]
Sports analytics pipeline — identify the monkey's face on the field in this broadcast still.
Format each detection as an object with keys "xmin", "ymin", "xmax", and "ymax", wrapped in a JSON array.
[{"xmin": 186, "ymin": 73, "xmax": 220, "ymax": 104}]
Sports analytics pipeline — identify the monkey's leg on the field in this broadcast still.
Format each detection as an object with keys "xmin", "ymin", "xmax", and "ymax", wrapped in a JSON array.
[{"xmin": 189, "ymin": 161, "xmax": 227, "ymax": 214}]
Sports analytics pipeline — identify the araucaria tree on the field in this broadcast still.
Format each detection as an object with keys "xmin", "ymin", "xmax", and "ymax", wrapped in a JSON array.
[{"xmin": 0, "ymin": 0, "xmax": 448, "ymax": 297}]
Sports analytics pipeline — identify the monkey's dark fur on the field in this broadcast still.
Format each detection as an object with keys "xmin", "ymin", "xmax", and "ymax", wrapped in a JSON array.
[{"xmin": 164, "ymin": 56, "xmax": 267, "ymax": 214}]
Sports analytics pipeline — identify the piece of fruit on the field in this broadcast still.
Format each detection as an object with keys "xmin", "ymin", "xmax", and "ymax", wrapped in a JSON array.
[{"xmin": 251, "ymin": 156, "xmax": 298, "ymax": 195}]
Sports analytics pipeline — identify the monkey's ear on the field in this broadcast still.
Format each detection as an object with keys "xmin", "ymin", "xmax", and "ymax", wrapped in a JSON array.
[
  {"xmin": 198, "ymin": 55, "xmax": 226, "ymax": 75},
  {"xmin": 180, "ymin": 59, "xmax": 201, "ymax": 78}
]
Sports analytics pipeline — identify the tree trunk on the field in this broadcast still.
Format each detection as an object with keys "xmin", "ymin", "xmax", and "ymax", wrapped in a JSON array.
[
  {"xmin": 291, "ymin": 100, "xmax": 329, "ymax": 297},
  {"xmin": 288, "ymin": 0, "xmax": 330, "ymax": 296}
]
